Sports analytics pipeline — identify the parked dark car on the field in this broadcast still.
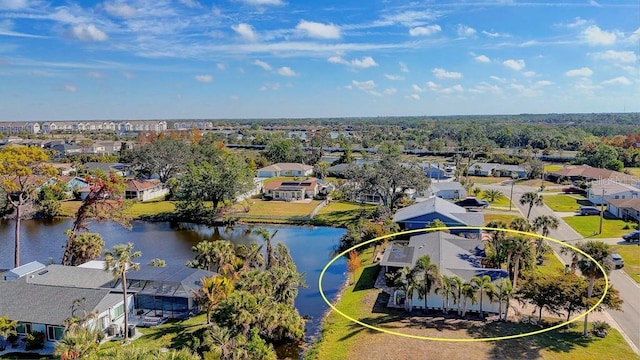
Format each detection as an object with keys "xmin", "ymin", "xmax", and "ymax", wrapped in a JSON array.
[
  {"xmin": 622, "ymin": 230, "xmax": 640, "ymax": 242},
  {"xmin": 579, "ymin": 206, "xmax": 601, "ymax": 215},
  {"xmin": 562, "ymin": 187, "xmax": 585, "ymax": 194},
  {"xmin": 455, "ymin": 198, "xmax": 489, "ymax": 209}
]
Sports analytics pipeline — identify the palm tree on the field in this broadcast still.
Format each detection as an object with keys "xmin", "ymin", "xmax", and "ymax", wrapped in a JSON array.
[
  {"xmin": 0, "ymin": 316, "xmax": 17, "ymax": 351},
  {"xmin": 395, "ymin": 266, "xmax": 417, "ymax": 313},
  {"xmin": 519, "ymin": 192, "xmax": 544, "ymax": 219},
  {"xmin": 413, "ymin": 255, "xmax": 441, "ymax": 314},
  {"xmin": 472, "ymin": 186, "xmax": 482, "ymax": 198},
  {"xmin": 54, "ymin": 327, "xmax": 101, "ymax": 360},
  {"xmin": 65, "ymin": 232, "xmax": 105, "ymax": 266},
  {"xmin": 482, "ymin": 189, "xmax": 504, "ymax": 203},
  {"xmin": 449, "ymin": 276, "xmax": 464, "ymax": 316},
  {"xmin": 532, "ymin": 215, "xmax": 559, "ymax": 257},
  {"xmin": 563, "ymin": 241, "xmax": 613, "ymax": 336},
  {"xmin": 235, "ymin": 243, "xmax": 265, "ymax": 271},
  {"xmin": 435, "ymin": 275, "xmax": 452, "ymax": 314},
  {"xmin": 461, "ymin": 281, "xmax": 478, "ymax": 317},
  {"xmin": 493, "ymin": 278, "xmax": 513, "ymax": 321},
  {"xmin": 509, "ymin": 217, "xmax": 531, "ymax": 232},
  {"xmin": 103, "ymin": 243, "xmax": 141, "ymax": 343},
  {"xmin": 485, "ymin": 221, "xmax": 508, "ymax": 268},
  {"xmin": 194, "ymin": 275, "xmax": 234, "ymax": 324},
  {"xmin": 254, "ymin": 228, "xmax": 278, "ymax": 270},
  {"xmin": 471, "ymin": 275, "xmax": 494, "ymax": 319},
  {"xmin": 507, "ymin": 236, "xmax": 532, "ymax": 289}
]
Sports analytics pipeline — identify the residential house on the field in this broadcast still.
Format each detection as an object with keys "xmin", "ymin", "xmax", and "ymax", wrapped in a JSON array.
[
  {"xmin": 380, "ymin": 232, "xmax": 507, "ymax": 313},
  {"xmin": 392, "ymin": 196, "xmax": 484, "ymax": 237},
  {"xmin": 418, "ymin": 182, "xmax": 467, "ymax": 201},
  {"xmin": 548, "ymin": 164, "xmax": 639, "ymax": 186},
  {"xmin": 0, "ymin": 262, "xmax": 130, "ymax": 345},
  {"xmin": 263, "ymin": 178, "xmax": 320, "ymax": 200},
  {"xmin": 2, "ymin": 261, "xmax": 46, "ymax": 281},
  {"xmin": 125, "ymin": 179, "xmax": 169, "ymax": 201},
  {"xmin": 587, "ymin": 182, "xmax": 639, "ymax": 205},
  {"xmin": 326, "ymin": 163, "xmax": 350, "ymax": 177},
  {"xmin": 469, "ymin": 162, "xmax": 527, "ymax": 178},
  {"xmin": 82, "ymin": 162, "xmax": 130, "ymax": 177},
  {"xmin": 236, "ymin": 178, "xmax": 265, "ymax": 202},
  {"xmin": 50, "ymin": 143, "xmax": 82, "ymax": 157},
  {"xmin": 257, "ymin": 163, "xmax": 314, "ymax": 178},
  {"xmin": 49, "ymin": 163, "xmax": 76, "ymax": 176},
  {"xmin": 606, "ymin": 198, "xmax": 640, "ymax": 222},
  {"xmin": 419, "ymin": 163, "xmax": 455, "ymax": 180}
]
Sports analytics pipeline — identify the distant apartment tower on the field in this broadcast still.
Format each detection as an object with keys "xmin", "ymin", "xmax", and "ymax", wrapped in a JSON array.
[{"xmin": 0, "ymin": 120, "xmax": 168, "ymax": 135}]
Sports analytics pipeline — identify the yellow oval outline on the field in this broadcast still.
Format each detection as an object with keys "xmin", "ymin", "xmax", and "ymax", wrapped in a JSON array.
[{"xmin": 319, "ymin": 226, "xmax": 609, "ymax": 342}]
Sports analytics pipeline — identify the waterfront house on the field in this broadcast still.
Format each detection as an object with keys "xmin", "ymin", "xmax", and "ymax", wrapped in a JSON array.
[
  {"xmin": 380, "ymin": 232, "xmax": 507, "ymax": 313},
  {"xmin": 263, "ymin": 178, "xmax": 320, "ymax": 200},
  {"xmin": 124, "ymin": 179, "xmax": 169, "ymax": 201}
]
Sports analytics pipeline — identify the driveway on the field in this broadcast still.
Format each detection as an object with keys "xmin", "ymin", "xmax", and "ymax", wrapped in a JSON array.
[{"xmin": 482, "ymin": 183, "xmax": 640, "ymax": 353}]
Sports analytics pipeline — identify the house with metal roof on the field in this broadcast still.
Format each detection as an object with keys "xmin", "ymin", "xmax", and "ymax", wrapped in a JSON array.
[
  {"xmin": 380, "ymin": 232, "xmax": 507, "ymax": 313},
  {"xmin": 392, "ymin": 196, "xmax": 484, "ymax": 237},
  {"xmin": 418, "ymin": 182, "xmax": 467, "ymax": 200}
]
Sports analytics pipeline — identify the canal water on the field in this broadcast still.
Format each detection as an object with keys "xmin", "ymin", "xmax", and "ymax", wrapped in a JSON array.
[{"xmin": 0, "ymin": 219, "xmax": 347, "ymax": 338}]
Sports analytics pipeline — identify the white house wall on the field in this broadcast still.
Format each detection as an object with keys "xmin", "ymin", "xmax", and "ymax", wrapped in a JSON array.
[{"xmin": 408, "ymin": 290, "xmax": 501, "ymax": 314}]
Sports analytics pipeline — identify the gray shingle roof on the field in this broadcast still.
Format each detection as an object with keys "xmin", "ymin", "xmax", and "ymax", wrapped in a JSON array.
[
  {"xmin": 380, "ymin": 232, "xmax": 505, "ymax": 282},
  {"xmin": 0, "ymin": 282, "xmax": 113, "ymax": 326},
  {"xmin": 16, "ymin": 265, "xmax": 116, "ymax": 289},
  {"xmin": 393, "ymin": 197, "xmax": 466, "ymax": 223}
]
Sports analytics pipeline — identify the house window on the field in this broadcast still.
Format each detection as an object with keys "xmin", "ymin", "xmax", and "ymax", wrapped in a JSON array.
[
  {"xmin": 16, "ymin": 323, "xmax": 31, "ymax": 335},
  {"xmin": 97, "ymin": 315, "xmax": 109, "ymax": 330},
  {"xmin": 113, "ymin": 304, "xmax": 125, "ymax": 319},
  {"xmin": 46, "ymin": 326, "xmax": 64, "ymax": 341}
]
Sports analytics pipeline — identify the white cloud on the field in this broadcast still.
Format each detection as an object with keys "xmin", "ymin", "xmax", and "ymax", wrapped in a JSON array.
[
  {"xmin": 296, "ymin": 20, "xmax": 340, "ymax": 39},
  {"xmin": 327, "ymin": 56, "xmax": 378, "ymax": 68},
  {"xmin": 384, "ymin": 74, "xmax": 404, "ymax": 81},
  {"xmin": 426, "ymin": 81, "xmax": 439, "ymax": 90},
  {"xmin": 380, "ymin": 10, "xmax": 438, "ymax": 27},
  {"xmin": 384, "ymin": 88, "xmax": 397, "ymax": 95},
  {"xmin": 195, "ymin": 74, "xmax": 213, "ymax": 83},
  {"xmin": 104, "ymin": 2, "xmax": 136, "ymax": 18},
  {"xmin": 408, "ymin": 94, "xmax": 420, "ymax": 100},
  {"xmin": 481, "ymin": 30, "xmax": 500, "ymax": 38},
  {"xmin": 412, "ymin": 84, "xmax": 425, "ymax": 92},
  {"xmin": 503, "ymin": 59, "xmax": 525, "ymax": 71},
  {"xmin": 583, "ymin": 25, "xmax": 616, "ymax": 45},
  {"xmin": 351, "ymin": 56, "xmax": 378, "ymax": 68},
  {"xmin": 601, "ymin": 76, "xmax": 631, "ymax": 85},
  {"xmin": 399, "ymin": 62, "xmax": 409, "ymax": 73},
  {"xmin": 593, "ymin": 50, "xmax": 637, "ymax": 63},
  {"xmin": 565, "ymin": 67, "xmax": 593, "ymax": 77},
  {"xmin": 0, "ymin": 0, "xmax": 28, "ymax": 10},
  {"xmin": 490, "ymin": 76, "xmax": 507, "ymax": 83},
  {"xmin": 253, "ymin": 60, "xmax": 272, "ymax": 71},
  {"xmin": 122, "ymin": 71, "xmax": 134, "ymax": 79},
  {"xmin": 179, "ymin": 0, "xmax": 201, "ymax": 8},
  {"xmin": 352, "ymin": 80, "xmax": 376, "ymax": 91},
  {"xmin": 629, "ymin": 27, "xmax": 640, "ymax": 43},
  {"xmin": 277, "ymin": 66, "xmax": 297, "ymax": 76},
  {"xmin": 523, "ymin": 71, "xmax": 536, "ymax": 78},
  {"xmin": 69, "ymin": 24, "xmax": 108, "ymax": 42},
  {"xmin": 239, "ymin": 0, "xmax": 283, "ymax": 5},
  {"xmin": 232, "ymin": 23, "xmax": 257, "ymax": 41},
  {"xmin": 535, "ymin": 80, "xmax": 553, "ymax": 87},
  {"xmin": 432, "ymin": 68, "xmax": 462, "ymax": 79},
  {"xmin": 260, "ymin": 83, "xmax": 280, "ymax": 91},
  {"xmin": 474, "ymin": 55, "xmax": 490, "ymax": 63},
  {"xmin": 88, "ymin": 71, "xmax": 103, "ymax": 78},
  {"xmin": 468, "ymin": 82, "xmax": 501, "ymax": 94},
  {"xmin": 560, "ymin": 17, "xmax": 588, "ymax": 29},
  {"xmin": 217, "ymin": 63, "xmax": 226, "ymax": 70},
  {"xmin": 64, "ymin": 84, "xmax": 77, "ymax": 93},
  {"xmin": 457, "ymin": 24, "xmax": 476, "ymax": 37},
  {"xmin": 409, "ymin": 25, "xmax": 441, "ymax": 36}
]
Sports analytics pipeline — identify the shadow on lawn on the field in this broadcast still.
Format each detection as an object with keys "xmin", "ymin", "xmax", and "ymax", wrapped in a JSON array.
[
  {"xmin": 353, "ymin": 265, "xmax": 380, "ymax": 292},
  {"xmin": 467, "ymin": 321, "xmax": 596, "ymax": 360}
]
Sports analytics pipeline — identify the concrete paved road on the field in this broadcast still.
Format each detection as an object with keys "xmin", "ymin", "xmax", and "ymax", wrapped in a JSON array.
[{"xmin": 482, "ymin": 182, "xmax": 640, "ymax": 353}]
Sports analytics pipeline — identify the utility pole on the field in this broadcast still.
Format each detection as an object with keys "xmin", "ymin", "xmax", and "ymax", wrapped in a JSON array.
[
  {"xmin": 599, "ymin": 188, "xmax": 605, "ymax": 234},
  {"xmin": 509, "ymin": 172, "xmax": 517, "ymax": 211}
]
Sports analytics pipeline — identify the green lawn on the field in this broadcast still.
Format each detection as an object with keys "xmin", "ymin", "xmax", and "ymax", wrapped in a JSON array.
[
  {"xmin": 480, "ymin": 190, "xmax": 513, "ymax": 208},
  {"xmin": 312, "ymin": 201, "xmax": 375, "ymax": 227},
  {"xmin": 467, "ymin": 176, "xmax": 507, "ymax": 184},
  {"xmin": 484, "ymin": 213, "xmax": 519, "ymax": 225},
  {"xmin": 625, "ymin": 167, "xmax": 640, "ymax": 178},
  {"xmin": 535, "ymin": 252, "xmax": 566, "ymax": 277},
  {"xmin": 231, "ymin": 199, "xmax": 321, "ymax": 219},
  {"xmin": 611, "ymin": 244, "xmax": 640, "ymax": 283},
  {"xmin": 60, "ymin": 200, "xmax": 176, "ymax": 218},
  {"xmin": 544, "ymin": 164, "xmax": 564, "ymax": 173},
  {"xmin": 563, "ymin": 216, "xmax": 635, "ymax": 239},
  {"xmin": 543, "ymin": 195, "xmax": 590, "ymax": 212}
]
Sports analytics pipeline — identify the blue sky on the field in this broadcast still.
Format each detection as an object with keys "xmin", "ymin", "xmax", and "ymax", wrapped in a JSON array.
[{"xmin": 0, "ymin": 0, "xmax": 638, "ymax": 121}]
